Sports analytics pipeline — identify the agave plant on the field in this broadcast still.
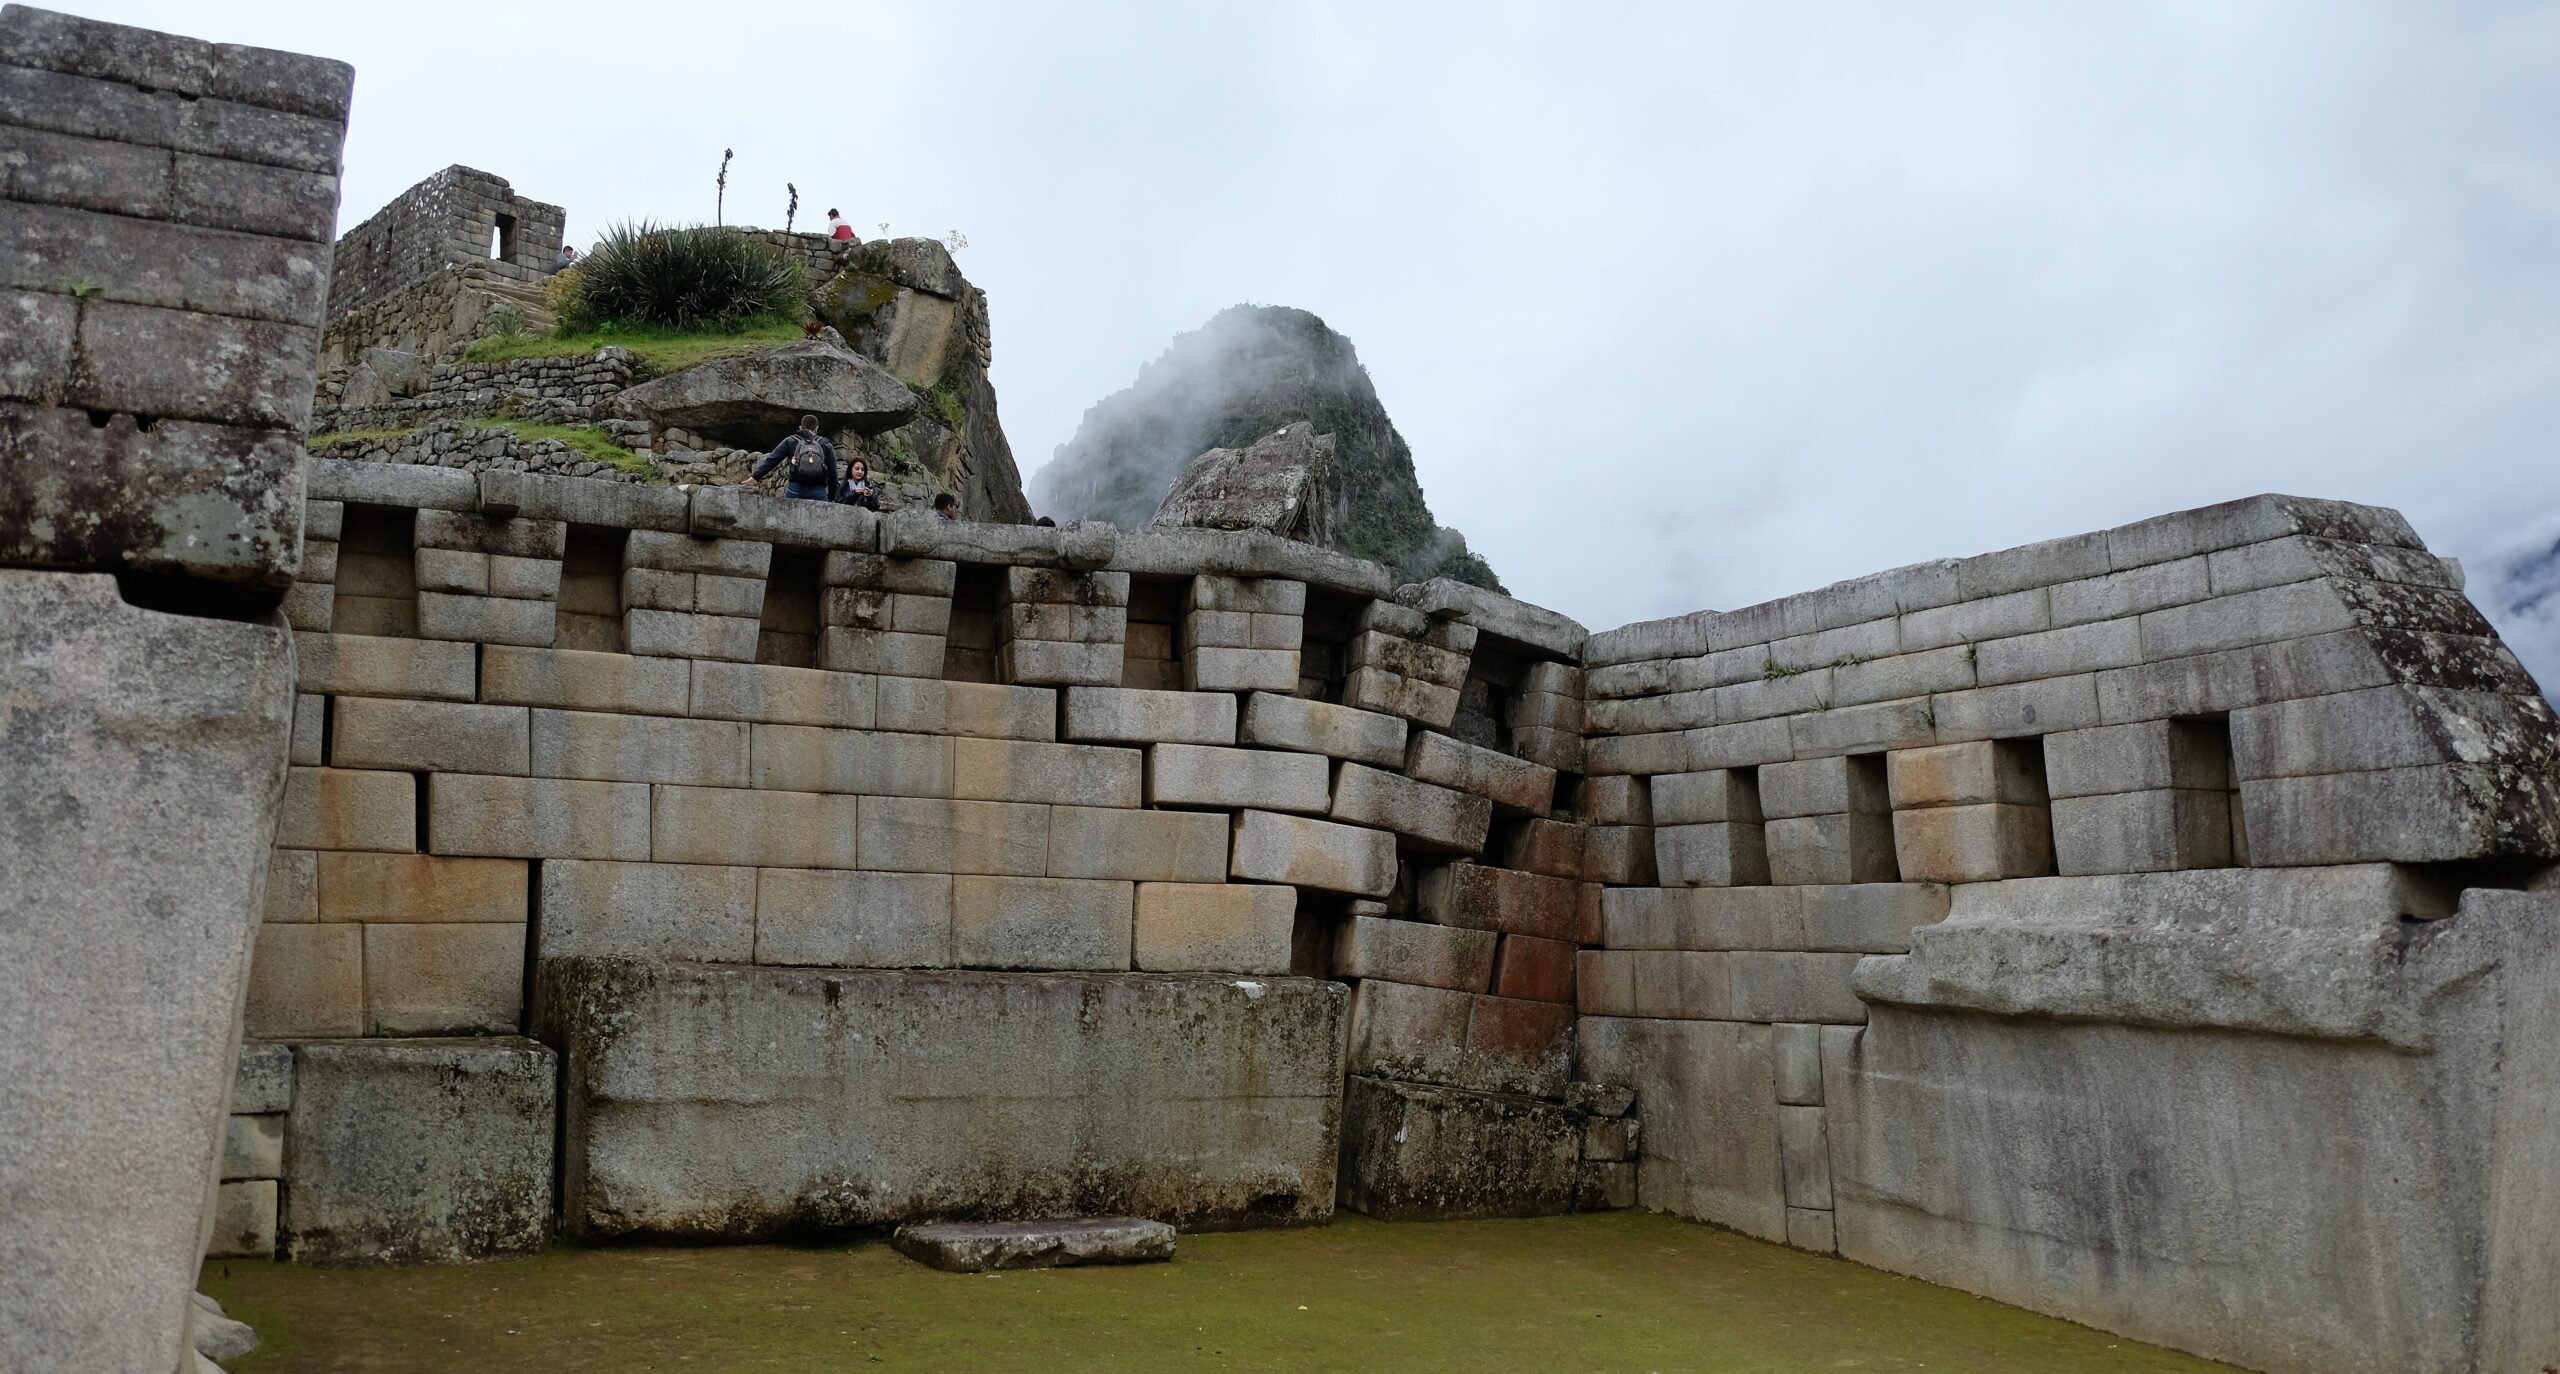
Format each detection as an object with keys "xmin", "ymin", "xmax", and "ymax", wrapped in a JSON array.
[{"xmin": 555, "ymin": 220, "xmax": 801, "ymax": 332}]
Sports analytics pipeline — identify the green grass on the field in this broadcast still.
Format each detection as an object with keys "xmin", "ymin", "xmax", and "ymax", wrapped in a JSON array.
[
  {"xmin": 459, "ymin": 319, "xmax": 805, "ymax": 375},
  {"xmin": 306, "ymin": 427, "xmax": 419, "ymax": 446},
  {"xmin": 459, "ymin": 422, "xmax": 659, "ymax": 481},
  {"xmin": 199, "ymin": 1212, "xmax": 2243, "ymax": 1374}
]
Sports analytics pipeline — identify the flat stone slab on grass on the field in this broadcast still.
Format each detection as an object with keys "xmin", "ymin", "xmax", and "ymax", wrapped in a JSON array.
[{"xmin": 892, "ymin": 1218, "xmax": 1175, "ymax": 1272}]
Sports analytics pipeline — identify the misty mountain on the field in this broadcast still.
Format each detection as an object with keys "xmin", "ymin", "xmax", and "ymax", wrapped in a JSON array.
[
  {"xmin": 2479, "ymin": 530, "xmax": 2560, "ymax": 704},
  {"xmin": 1029, "ymin": 305, "xmax": 1502, "ymax": 591}
]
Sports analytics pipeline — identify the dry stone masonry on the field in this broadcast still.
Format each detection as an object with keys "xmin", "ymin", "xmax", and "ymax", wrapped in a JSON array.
[{"xmin": 7, "ymin": 10, "xmax": 2560, "ymax": 1374}]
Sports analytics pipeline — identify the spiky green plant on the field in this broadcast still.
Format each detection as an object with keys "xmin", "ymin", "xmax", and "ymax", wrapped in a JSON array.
[{"xmin": 555, "ymin": 221, "xmax": 801, "ymax": 333}]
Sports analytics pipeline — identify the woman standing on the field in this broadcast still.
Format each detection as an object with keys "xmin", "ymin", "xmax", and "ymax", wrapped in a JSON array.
[{"xmin": 836, "ymin": 456, "xmax": 881, "ymax": 510}]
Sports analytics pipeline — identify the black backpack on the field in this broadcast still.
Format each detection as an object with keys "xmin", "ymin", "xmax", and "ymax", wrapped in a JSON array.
[{"xmin": 786, "ymin": 435, "xmax": 829, "ymax": 485}]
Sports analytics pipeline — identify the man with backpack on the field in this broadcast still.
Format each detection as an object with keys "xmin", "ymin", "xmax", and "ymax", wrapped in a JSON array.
[{"xmin": 747, "ymin": 415, "xmax": 838, "ymax": 500}]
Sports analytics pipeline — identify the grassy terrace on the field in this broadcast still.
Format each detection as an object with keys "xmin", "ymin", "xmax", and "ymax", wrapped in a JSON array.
[
  {"xmin": 306, "ymin": 421, "xmax": 665, "ymax": 483},
  {"xmin": 200, "ymin": 1211, "xmax": 2241, "ymax": 1373},
  {"xmin": 459, "ymin": 319, "xmax": 806, "ymax": 375}
]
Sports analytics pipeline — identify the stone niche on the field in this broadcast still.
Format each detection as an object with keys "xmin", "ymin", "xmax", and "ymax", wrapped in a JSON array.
[{"xmin": 538, "ymin": 959, "xmax": 1349, "ymax": 1237}]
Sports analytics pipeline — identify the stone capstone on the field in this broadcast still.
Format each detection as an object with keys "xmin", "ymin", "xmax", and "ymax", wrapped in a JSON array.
[
  {"xmin": 538, "ymin": 959, "xmax": 1347, "ymax": 1238},
  {"xmin": 614, "ymin": 340, "xmax": 917, "ymax": 449},
  {"xmin": 890, "ymin": 1217, "xmax": 1176, "ymax": 1272}
]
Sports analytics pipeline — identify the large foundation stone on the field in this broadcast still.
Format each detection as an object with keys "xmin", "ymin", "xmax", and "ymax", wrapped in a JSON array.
[
  {"xmin": 538, "ymin": 959, "xmax": 1347, "ymax": 1237},
  {"xmin": 1335, "ymin": 1075, "xmax": 1580, "ymax": 1221}
]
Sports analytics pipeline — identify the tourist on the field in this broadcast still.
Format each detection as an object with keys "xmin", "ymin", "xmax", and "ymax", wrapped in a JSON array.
[
  {"xmin": 827, "ymin": 209, "xmax": 856, "ymax": 243},
  {"xmin": 747, "ymin": 415, "xmax": 838, "ymax": 501},
  {"xmin": 837, "ymin": 457, "xmax": 881, "ymax": 511},
  {"xmin": 551, "ymin": 242, "xmax": 578, "ymax": 273},
  {"xmin": 932, "ymin": 493, "xmax": 959, "ymax": 522}
]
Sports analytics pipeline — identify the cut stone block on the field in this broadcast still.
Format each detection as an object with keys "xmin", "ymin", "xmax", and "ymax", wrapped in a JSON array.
[
  {"xmin": 283, "ymin": 1038, "xmax": 555, "ymax": 1265},
  {"xmin": 652, "ymin": 785, "xmax": 859, "ymax": 869},
  {"xmin": 875, "ymin": 677, "xmax": 1058, "ymax": 740},
  {"xmin": 1133, "ymin": 882, "xmax": 1295, "ymax": 973},
  {"xmin": 1759, "ymin": 755, "xmax": 1892, "ymax": 820},
  {"xmin": 892, "ymin": 1217, "xmax": 1175, "ymax": 1272},
  {"xmin": 1576, "ymin": 1018, "xmax": 1784, "ymax": 1242},
  {"xmin": 749, "ymin": 724, "xmax": 952, "ymax": 798},
  {"xmin": 426, "ymin": 774, "xmax": 651, "ymax": 861},
  {"xmin": 1191, "ymin": 574, "xmax": 1307, "ymax": 614},
  {"xmin": 625, "ymin": 529, "xmax": 771, "ymax": 577},
  {"xmin": 626, "ymin": 608, "xmax": 760, "ymax": 662},
  {"xmin": 1240, "ymin": 691, "xmax": 1408, "ymax": 767},
  {"xmin": 1331, "ymin": 763, "xmax": 1492, "ymax": 854},
  {"xmin": 999, "ymin": 637, "xmax": 1126, "ymax": 687},
  {"xmin": 1583, "ymin": 1115, "xmax": 1641, "ymax": 1162},
  {"xmin": 1786, "ymin": 1206, "xmax": 1838, "ymax": 1254},
  {"xmin": 859, "ymin": 797, "xmax": 1051, "ymax": 876},
  {"xmin": 1583, "ymin": 825, "xmax": 1659, "ymax": 885},
  {"xmin": 1892, "ymin": 804, "xmax": 2057, "ymax": 883},
  {"xmin": 1186, "ymin": 645, "xmax": 1300, "ymax": 692},
  {"xmin": 1337, "ymin": 1075, "xmax": 1580, "ymax": 1221},
  {"xmin": 1575, "ymin": 774, "xmax": 1654, "ymax": 825},
  {"xmin": 754, "ymin": 868, "xmax": 951, "ymax": 967},
  {"xmin": 1346, "ymin": 630, "xmax": 1469, "ymax": 688},
  {"xmin": 1333, "ymin": 914, "xmax": 1497, "ymax": 992},
  {"xmin": 1886, "ymin": 739, "xmax": 2050, "ymax": 809},
  {"xmin": 688, "ymin": 658, "xmax": 878, "ymax": 729},
  {"xmin": 417, "ymin": 591, "xmax": 556, "ymax": 647},
  {"xmin": 1341, "ymin": 665, "xmax": 1460, "ymax": 727},
  {"xmin": 953, "ymin": 737, "xmax": 1143, "ymax": 807},
  {"xmin": 219, "ymin": 1113, "xmax": 284, "ymax": 1181},
  {"xmin": 540, "ymin": 958, "xmax": 1346, "ymax": 1235},
  {"xmin": 2052, "ymin": 790, "xmax": 2234, "ymax": 875},
  {"xmin": 264, "ymin": 846, "xmax": 317, "ymax": 922},
  {"xmin": 2043, "ymin": 719, "xmax": 2233, "ymax": 799},
  {"xmin": 1798, "ymin": 883, "xmax": 1951, "ymax": 953},
  {"xmin": 233, "ymin": 1043, "xmax": 294, "ymax": 1115},
  {"xmin": 1343, "ymin": 979, "xmax": 1573, "ymax": 1099},
  {"xmin": 206, "ymin": 1181, "xmax": 277, "ymax": 1260},
  {"xmin": 245, "ymin": 923, "xmax": 362, "ymax": 1038},
  {"xmin": 2238, "ymin": 763, "xmax": 2560, "ymax": 865},
  {"xmin": 1491, "ymin": 933, "xmax": 1577, "ymax": 1004},
  {"xmin": 1046, "ymin": 805, "xmax": 1229, "ymax": 883},
  {"xmin": 330, "ymin": 696, "xmax": 529, "ymax": 775},
  {"xmin": 483, "ymin": 647, "xmax": 692, "ymax": 717},
  {"xmin": 1418, "ymin": 862, "xmax": 1582, "ymax": 942},
  {"xmin": 529, "ymin": 709, "xmax": 749, "ymax": 787},
  {"xmin": 1655, "ymin": 822, "xmax": 1772, "ymax": 888},
  {"xmin": 951, "ymin": 875, "xmax": 1133, "ymax": 970},
  {"xmin": 1774, "ymin": 1023, "xmax": 1825, "ymax": 1105},
  {"xmin": 277, "ymin": 766, "xmax": 415, "ymax": 853},
  {"xmin": 362, "ymin": 922, "xmax": 525, "ymax": 1035},
  {"xmin": 1404, "ymin": 730, "xmax": 1556, "ymax": 815},
  {"xmin": 1765, "ymin": 812, "xmax": 1900, "ymax": 886},
  {"xmin": 1063, "ymin": 685, "xmax": 1238, "ymax": 745},
  {"xmin": 1148, "ymin": 741, "xmax": 1332, "ymax": 813},
  {"xmin": 1601, "ymin": 885, "xmax": 1801, "ymax": 952},
  {"xmin": 1231, "ymin": 809, "xmax": 1397, "ymax": 896},
  {"xmin": 1651, "ymin": 769, "xmax": 1761, "ymax": 825},
  {"xmin": 315, "ymin": 852, "xmax": 525, "ymax": 924},
  {"xmin": 1503, "ymin": 818, "xmax": 1587, "ymax": 879},
  {"xmin": 1729, "ymin": 951, "xmax": 1868, "ymax": 1023},
  {"xmin": 539, "ymin": 859, "xmax": 758, "ymax": 962}
]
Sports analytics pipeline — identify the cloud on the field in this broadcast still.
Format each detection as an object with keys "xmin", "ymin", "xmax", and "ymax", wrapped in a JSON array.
[{"xmin": 89, "ymin": 0, "xmax": 2560, "ymax": 694}]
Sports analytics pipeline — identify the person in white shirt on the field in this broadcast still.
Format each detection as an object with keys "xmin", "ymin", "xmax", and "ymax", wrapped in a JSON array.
[{"xmin": 826, "ymin": 209, "xmax": 857, "ymax": 243}]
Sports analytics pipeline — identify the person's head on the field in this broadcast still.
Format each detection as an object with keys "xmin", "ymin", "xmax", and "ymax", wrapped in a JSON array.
[
  {"xmin": 848, "ymin": 458, "xmax": 868, "ymax": 482},
  {"xmin": 828, "ymin": 208, "xmax": 841, "ymax": 218},
  {"xmin": 1034, "ymin": 516, "xmax": 1056, "ymax": 528},
  {"xmin": 932, "ymin": 493, "xmax": 958, "ymax": 519},
  {"xmin": 798, "ymin": 414, "xmax": 819, "ymax": 436}
]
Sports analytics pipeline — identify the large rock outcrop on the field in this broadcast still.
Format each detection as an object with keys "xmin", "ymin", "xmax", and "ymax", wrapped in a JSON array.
[
  {"xmin": 613, "ymin": 339, "xmax": 916, "ymax": 449},
  {"xmin": 1030, "ymin": 305, "xmax": 1503, "ymax": 589},
  {"xmin": 812, "ymin": 238, "xmax": 1034, "ymax": 523},
  {"xmin": 1152, "ymin": 421, "xmax": 1338, "ymax": 542}
]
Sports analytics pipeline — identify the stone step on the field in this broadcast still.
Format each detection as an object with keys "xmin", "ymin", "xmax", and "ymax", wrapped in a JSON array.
[{"xmin": 890, "ymin": 1218, "xmax": 1176, "ymax": 1272}]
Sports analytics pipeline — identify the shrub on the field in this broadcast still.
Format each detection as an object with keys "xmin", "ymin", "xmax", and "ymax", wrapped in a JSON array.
[{"xmin": 556, "ymin": 221, "xmax": 802, "ymax": 333}]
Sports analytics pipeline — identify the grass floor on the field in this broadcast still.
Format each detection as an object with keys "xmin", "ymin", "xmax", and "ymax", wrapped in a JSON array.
[
  {"xmin": 459, "ymin": 320, "xmax": 806, "ymax": 374},
  {"xmin": 200, "ymin": 1211, "xmax": 2242, "ymax": 1373}
]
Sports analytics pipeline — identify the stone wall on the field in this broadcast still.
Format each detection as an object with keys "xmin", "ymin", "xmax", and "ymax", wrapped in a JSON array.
[
  {"xmin": 327, "ymin": 165, "xmax": 562, "ymax": 318},
  {"xmin": 313, "ymin": 348, "xmax": 639, "ymax": 432},
  {"xmin": 0, "ymin": 7, "xmax": 346, "ymax": 1372},
  {"xmin": 307, "ymin": 419, "xmax": 646, "ymax": 484},
  {"xmin": 1571, "ymin": 492, "xmax": 2560, "ymax": 1374}
]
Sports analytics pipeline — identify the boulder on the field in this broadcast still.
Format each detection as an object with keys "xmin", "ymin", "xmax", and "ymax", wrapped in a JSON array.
[
  {"xmin": 1151, "ymin": 422, "xmax": 1338, "ymax": 544},
  {"xmin": 891, "ymin": 1218, "xmax": 1175, "ymax": 1272},
  {"xmin": 614, "ymin": 341, "xmax": 917, "ymax": 449}
]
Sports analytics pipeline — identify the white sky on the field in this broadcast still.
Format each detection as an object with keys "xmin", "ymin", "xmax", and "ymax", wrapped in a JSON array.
[{"xmin": 86, "ymin": 1, "xmax": 2560, "ymax": 688}]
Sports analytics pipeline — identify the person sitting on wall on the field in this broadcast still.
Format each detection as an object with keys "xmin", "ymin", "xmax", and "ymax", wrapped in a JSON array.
[
  {"xmin": 827, "ymin": 209, "xmax": 857, "ymax": 243},
  {"xmin": 746, "ymin": 415, "xmax": 838, "ymax": 501},
  {"xmin": 551, "ymin": 243, "xmax": 578, "ymax": 273},
  {"xmin": 836, "ymin": 456, "xmax": 880, "ymax": 511},
  {"xmin": 932, "ymin": 492, "xmax": 960, "ymax": 522}
]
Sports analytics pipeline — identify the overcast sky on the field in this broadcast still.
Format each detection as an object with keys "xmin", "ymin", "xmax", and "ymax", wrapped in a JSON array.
[{"xmin": 94, "ymin": 1, "xmax": 2560, "ymax": 689}]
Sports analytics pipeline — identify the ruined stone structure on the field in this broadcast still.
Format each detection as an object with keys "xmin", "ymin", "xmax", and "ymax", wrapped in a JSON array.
[
  {"xmin": 318, "ymin": 166, "xmax": 562, "ymax": 367},
  {"xmin": 8, "ymin": 9, "xmax": 2560, "ymax": 1374}
]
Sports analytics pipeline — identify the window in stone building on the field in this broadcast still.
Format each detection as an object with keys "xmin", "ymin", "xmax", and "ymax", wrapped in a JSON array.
[
  {"xmin": 757, "ymin": 548, "xmax": 822, "ymax": 669},
  {"xmin": 490, "ymin": 212, "xmax": 516, "ymax": 262},
  {"xmin": 2171, "ymin": 716, "xmax": 2243, "ymax": 869},
  {"xmin": 1451, "ymin": 643, "xmax": 1522, "ymax": 753},
  {"xmin": 1846, "ymin": 752, "xmax": 1902, "ymax": 883},
  {"xmin": 331, "ymin": 505, "xmax": 418, "ymax": 638},
  {"xmin": 1121, "ymin": 577, "xmax": 1186, "ymax": 689},
  {"xmin": 553, "ymin": 525, "xmax": 624, "ymax": 653},
  {"xmin": 943, "ymin": 564, "xmax": 1001, "ymax": 682},
  {"xmin": 1298, "ymin": 591, "xmax": 1361, "ymax": 702}
]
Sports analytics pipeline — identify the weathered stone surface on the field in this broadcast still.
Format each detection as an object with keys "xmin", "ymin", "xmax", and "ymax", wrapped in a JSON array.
[
  {"xmin": 1404, "ymin": 730, "xmax": 1555, "ymax": 814},
  {"xmin": 1654, "ymin": 821, "xmax": 1772, "ymax": 888},
  {"xmin": 362, "ymin": 922, "xmax": 525, "ymax": 1035},
  {"xmin": 0, "ymin": 571, "xmax": 292, "ymax": 1374},
  {"xmin": 0, "ymin": 403, "xmax": 308, "ymax": 584},
  {"xmin": 1230, "ymin": 809, "xmax": 1396, "ymax": 896},
  {"xmin": 1764, "ymin": 812, "xmax": 1899, "ymax": 886},
  {"xmin": 615, "ymin": 340, "xmax": 916, "ymax": 446},
  {"xmin": 1829, "ymin": 892, "xmax": 2560, "ymax": 1374},
  {"xmin": 1131, "ymin": 882, "xmax": 1294, "ymax": 974},
  {"xmin": 1345, "ymin": 980, "xmax": 1573, "ymax": 1099},
  {"xmin": 1151, "ymin": 421, "xmax": 1337, "ymax": 543},
  {"xmin": 205, "ymin": 1180, "xmax": 276, "ymax": 1260},
  {"xmin": 1333, "ymin": 914, "xmax": 1496, "ymax": 992},
  {"xmin": 282, "ymin": 1038, "xmax": 554, "ymax": 1265},
  {"xmin": 541, "ymin": 959, "xmax": 1346, "ymax": 1235},
  {"xmin": 1417, "ymin": 862, "xmax": 1582, "ymax": 943},
  {"xmin": 2051, "ymin": 789, "xmax": 2233, "ymax": 875},
  {"xmin": 1891, "ymin": 803, "xmax": 2054, "ymax": 884},
  {"xmin": 951, "ymin": 875, "xmax": 1132, "ymax": 970},
  {"xmin": 1047, "ymin": 805, "xmax": 1228, "ymax": 883},
  {"xmin": 1336, "ymin": 1075, "xmax": 1581, "ymax": 1221},
  {"xmin": 754, "ymin": 868, "xmax": 951, "ymax": 968},
  {"xmin": 1239, "ymin": 691, "xmax": 1406, "ymax": 766},
  {"xmin": 1063, "ymin": 685, "xmax": 1237, "ymax": 745},
  {"xmin": 1576, "ymin": 1017, "xmax": 1785, "ymax": 1242},
  {"xmin": 314, "ymin": 851, "xmax": 524, "ymax": 925},
  {"xmin": 1148, "ymin": 741, "xmax": 1331, "ymax": 813},
  {"xmin": 427, "ymin": 774, "xmax": 651, "ymax": 861},
  {"xmin": 891, "ymin": 1217, "xmax": 1176, "ymax": 1272},
  {"xmin": 294, "ymin": 631, "xmax": 476, "ymax": 701},
  {"xmin": 1331, "ymin": 763, "xmax": 1491, "ymax": 853},
  {"xmin": 483, "ymin": 646, "xmax": 692, "ymax": 717},
  {"xmin": 331, "ymin": 696, "xmax": 529, "ymax": 775},
  {"xmin": 539, "ymin": 859, "xmax": 757, "ymax": 962},
  {"xmin": 232, "ymin": 1042, "xmax": 293, "ymax": 1115},
  {"xmin": 190, "ymin": 1295, "xmax": 259, "ymax": 1361}
]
